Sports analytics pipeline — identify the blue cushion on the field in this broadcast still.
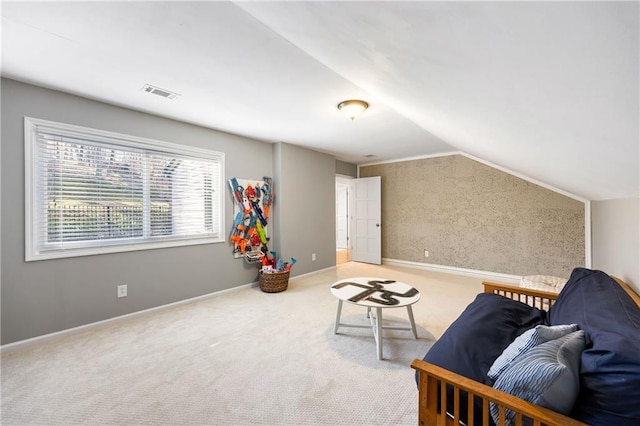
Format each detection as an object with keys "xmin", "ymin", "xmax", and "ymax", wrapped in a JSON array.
[
  {"xmin": 420, "ymin": 292, "xmax": 547, "ymax": 425},
  {"xmin": 550, "ymin": 268, "xmax": 640, "ymax": 425}
]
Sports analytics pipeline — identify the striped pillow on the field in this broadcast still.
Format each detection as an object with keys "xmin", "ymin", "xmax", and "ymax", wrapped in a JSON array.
[
  {"xmin": 488, "ymin": 324, "xmax": 578, "ymax": 380},
  {"xmin": 490, "ymin": 330, "xmax": 586, "ymax": 425}
]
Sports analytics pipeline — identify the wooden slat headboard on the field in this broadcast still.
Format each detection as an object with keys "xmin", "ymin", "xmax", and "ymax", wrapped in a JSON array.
[{"xmin": 482, "ymin": 281, "xmax": 559, "ymax": 310}]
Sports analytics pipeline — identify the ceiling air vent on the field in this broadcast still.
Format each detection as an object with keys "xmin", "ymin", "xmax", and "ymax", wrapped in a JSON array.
[{"xmin": 141, "ymin": 84, "xmax": 180, "ymax": 100}]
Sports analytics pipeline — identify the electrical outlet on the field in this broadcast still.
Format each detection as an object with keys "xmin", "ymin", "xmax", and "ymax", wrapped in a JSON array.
[
  {"xmin": 117, "ymin": 284, "xmax": 127, "ymax": 298},
  {"xmin": 312, "ymin": 253, "xmax": 317, "ymax": 261},
  {"xmin": 424, "ymin": 250, "xmax": 429, "ymax": 258}
]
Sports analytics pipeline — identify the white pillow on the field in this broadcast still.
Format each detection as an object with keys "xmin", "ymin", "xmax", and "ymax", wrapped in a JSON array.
[
  {"xmin": 520, "ymin": 275, "xmax": 568, "ymax": 292},
  {"xmin": 488, "ymin": 324, "xmax": 578, "ymax": 380}
]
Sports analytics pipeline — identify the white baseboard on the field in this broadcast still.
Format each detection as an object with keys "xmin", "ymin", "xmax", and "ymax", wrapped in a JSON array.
[
  {"xmin": 382, "ymin": 258, "xmax": 522, "ymax": 284},
  {"xmin": 289, "ymin": 265, "xmax": 336, "ymax": 281},
  {"xmin": 0, "ymin": 280, "xmax": 258, "ymax": 354},
  {"xmin": 1, "ymin": 265, "xmax": 338, "ymax": 353}
]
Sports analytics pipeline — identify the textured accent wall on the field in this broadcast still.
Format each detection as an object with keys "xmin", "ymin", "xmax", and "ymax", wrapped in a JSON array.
[{"xmin": 360, "ymin": 155, "xmax": 585, "ymax": 277}]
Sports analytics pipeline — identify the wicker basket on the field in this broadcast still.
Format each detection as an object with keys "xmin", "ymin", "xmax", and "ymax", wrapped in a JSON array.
[{"xmin": 259, "ymin": 270, "xmax": 290, "ymax": 293}]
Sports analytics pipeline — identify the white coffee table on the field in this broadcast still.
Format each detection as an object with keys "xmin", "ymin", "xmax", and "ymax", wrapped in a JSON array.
[{"xmin": 331, "ymin": 277, "xmax": 420, "ymax": 360}]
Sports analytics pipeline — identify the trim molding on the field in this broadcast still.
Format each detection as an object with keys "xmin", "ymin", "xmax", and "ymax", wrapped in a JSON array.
[
  {"xmin": 358, "ymin": 150, "xmax": 461, "ymax": 170},
  {"xmin": 358, "ymin": 151, "xmax": 587, "ymax": 202},
  {"xmin": 459, "ymin": 152, "xmax": 587, "ymax": 203},
  {"xmin": 584, "ymin": 200, "xmax": 592, "ymax": 268},
  {"xmin": 335, "ymin": 174, "xmax": 354, "ymax": 181},
  {"xmin": 290, "ymin": 265, "xmax": 336, "ymax": 281},
  {"xmin": 383, "ymin": 258, "xmax": 522, "ymax": 284}
]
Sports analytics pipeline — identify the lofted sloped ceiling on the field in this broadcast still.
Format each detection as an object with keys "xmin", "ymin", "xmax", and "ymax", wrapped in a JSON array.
[{"xmin": 1, "ymin": 1, "xmax": 638, "ymax": 201}]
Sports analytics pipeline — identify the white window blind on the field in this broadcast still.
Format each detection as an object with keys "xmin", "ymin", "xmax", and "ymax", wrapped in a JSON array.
[{"xmin": 25, "ymin": 117, "xmax": 225, "ymax": 261}]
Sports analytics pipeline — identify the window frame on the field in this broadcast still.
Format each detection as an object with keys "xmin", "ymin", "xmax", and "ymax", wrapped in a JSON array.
[{"xmin": 25, "ymin": 117, "xmax": 225, "ymax": 261}]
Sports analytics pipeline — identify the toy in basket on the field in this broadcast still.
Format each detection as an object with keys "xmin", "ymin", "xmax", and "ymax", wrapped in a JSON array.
[{"xmin": 259, "ymin": 253, "xmax": 296, "ymax": 293}]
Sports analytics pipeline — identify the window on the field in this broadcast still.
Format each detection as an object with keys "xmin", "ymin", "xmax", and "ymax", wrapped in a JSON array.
[{"xmin": 25, "ymin": 117, "xmax": 225, "ymax": 261}]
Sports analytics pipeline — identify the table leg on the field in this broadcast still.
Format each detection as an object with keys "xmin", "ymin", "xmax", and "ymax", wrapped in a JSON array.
[
  {"xmin": 407, "ymin": 305, "xmax": 418, "ymax": 338},
  {"xmin": 376, "ymin": 307, "xmax": 383, "ymax": 360},
  {"xmin": 334, "ymin": 300, "xmax": 343, "ymax": 334}
]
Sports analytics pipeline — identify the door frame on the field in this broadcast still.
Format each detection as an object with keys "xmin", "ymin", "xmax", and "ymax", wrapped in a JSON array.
[{"xmin": 335, "ymin": 175, "xmax": 351, "ymax": 250}]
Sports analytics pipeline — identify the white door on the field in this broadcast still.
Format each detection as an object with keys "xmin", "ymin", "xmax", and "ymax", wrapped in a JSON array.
[
  {"xmin": 350, "ymin": 176, "xmax": 381, "ymax": 264},
  {"xmin": 336, "ymin": 181, "xmax": 349, "ymax": 249}
]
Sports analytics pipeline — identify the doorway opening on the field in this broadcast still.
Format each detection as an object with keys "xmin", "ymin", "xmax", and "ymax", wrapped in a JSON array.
[{"xmin": 336, "ymin": 176, "xmax": 351, "ymax": 264}]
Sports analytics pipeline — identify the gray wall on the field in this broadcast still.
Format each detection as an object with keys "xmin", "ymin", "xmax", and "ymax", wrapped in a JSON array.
[
  {"xmin": 2, "ymin": 78, "xmax": 339, "ymax": 344},
  {"xmin": 336, "ymin": 160, "xmax": 357, "ymax": 178},
  {"xmin": 1, "ymin": 78, "xmax": 279, "ymax": 344},
  {"xmin": 592, "ymin": 197, "xmax": 640, "ymax": 293},
  {"xmin": 360, "ymin": 155, "xmax": 586, "ymax": 277},
  {"xmin": 274, "ymin": 143, "xmax": 336, "ymax": 275}
]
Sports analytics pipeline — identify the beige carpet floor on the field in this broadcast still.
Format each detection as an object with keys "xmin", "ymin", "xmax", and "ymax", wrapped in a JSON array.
[{"xmin": 1, "ymin": 262, "xmax": 483, "ymax": 425}]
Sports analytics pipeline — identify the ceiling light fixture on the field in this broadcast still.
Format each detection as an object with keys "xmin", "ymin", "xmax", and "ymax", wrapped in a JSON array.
[{"xmin": 337, "ymin": 100, "xmax": 368, "ymax": 120}]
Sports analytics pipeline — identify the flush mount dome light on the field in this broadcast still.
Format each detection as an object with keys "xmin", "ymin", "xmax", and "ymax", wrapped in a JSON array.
[{"xmin": 337, "ymin": 100, "xmax": 368, "ymax": 120}]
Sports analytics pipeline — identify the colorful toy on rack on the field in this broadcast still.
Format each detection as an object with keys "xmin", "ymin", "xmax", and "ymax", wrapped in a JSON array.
[
  {"xmin": 261, "ymin": 176, "xmax": 274, "ymax": 219},
  {"xmin": 228, "ymin": 176, "xmax": 274, "ymax": 262}
]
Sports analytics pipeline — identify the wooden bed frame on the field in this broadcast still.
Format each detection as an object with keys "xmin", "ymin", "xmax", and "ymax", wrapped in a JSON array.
[{"xmin": 411, "ymin": 278, "xmax": 640, "ymax": 426}]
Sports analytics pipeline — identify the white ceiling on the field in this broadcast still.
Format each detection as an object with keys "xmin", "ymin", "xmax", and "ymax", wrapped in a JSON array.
[{"xmin": 1, "ymin": 1, "xmax": 638, "ymax": 201}]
